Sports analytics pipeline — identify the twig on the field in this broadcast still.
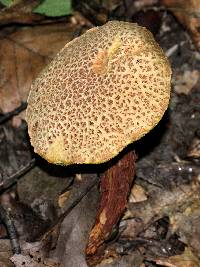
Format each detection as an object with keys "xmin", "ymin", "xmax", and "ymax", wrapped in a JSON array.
[
  {"xmin": 165, "ymin": 41, "xmax": 186, "ymax": 57},
  {"xmin": 0, "ymin": 205, "xmax": 21, "ymax": 254},
  {"xmin": 0, "ymin": 158, "xmax": 35, "ymax": 192},
  {"xmin": 0, "ymin": 102, "xmax": 27, "ymax": 124},
  {"xmin": 44, "ymin": 173, "xmax": 99, "ymax": 235},
  {"xmin": 58, "ymin": 173, "xmax": 99, "ymax": 220}
]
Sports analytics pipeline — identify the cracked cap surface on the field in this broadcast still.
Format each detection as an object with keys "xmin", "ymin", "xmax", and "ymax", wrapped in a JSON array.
[{"xmin": 26, "ymin": 21, "xmax": 171, "ymax": 165}]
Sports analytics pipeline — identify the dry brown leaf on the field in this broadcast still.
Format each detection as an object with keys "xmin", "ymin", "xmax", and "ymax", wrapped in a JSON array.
[
  {"xmin": 11, "ymin": 254, "xmax": 60, "ymax": 267},
  {"xmin": 75, "ymin": 173, "xmax": 83, "ymax": 181},
  {"xmin": 0, "ymin": 239, "xmax": 13, "ymax": 267},
  {"xmin": 188, "ymin": 138, "xmax": 200, "ymax": 158},
  {"xmin": 129, "ymin": 184, "xmax": 148, "ymax": 203},
  {"xmin": 58, "ymin": 191, "xmax": 70, "ymax": 208},
  {"xmin": 0, "ymin": 0, "xmax": 44, "ymax": 26},
  {"xmin": 54, "ymin": 185, "xmax": 99, "ymax": 267},
  {"xmin": 0, "ymin": 22, "xmax": 77, "ymax": 126},
  {"xmin": 174, "ymin": 70, "xmax": 199, "ymax": 95},
  {"xmin": 161, "ymin": 0, "xmax": 200, "ymax": 51},
  {"xmin": 10, "ymin": 240, "xmax": 60, "ymax": 267},
  {"xmin": 156, "ymin": 248, "xmax": 200, "ymax": 267}
]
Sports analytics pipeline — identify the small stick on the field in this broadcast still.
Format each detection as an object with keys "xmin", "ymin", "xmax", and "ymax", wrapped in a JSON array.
[
  {"xmin": 0, "ymin": 158, "xmax": 35, "ymax": 192},
  {"xmin": 0, "ymin": 205, "xmax": 21, "ymax": 254},
  {"xmin": 0, "ymin": 102, "xmax": 27, "ymax": 124},
  {"xmin": 43, "ymin": 173, "xmax": 99, "ymax": 236}
]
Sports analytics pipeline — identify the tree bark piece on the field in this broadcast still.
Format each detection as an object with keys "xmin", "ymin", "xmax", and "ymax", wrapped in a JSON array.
[{"xmin": 86, "ymin": 151, "xmax": 136, "ymax": 266}]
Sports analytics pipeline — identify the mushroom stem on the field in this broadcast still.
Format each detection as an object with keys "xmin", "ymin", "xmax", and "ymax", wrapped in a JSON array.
[{"xmin": 86, "ymin": 150, "xmax": 136, "ymax": 265}]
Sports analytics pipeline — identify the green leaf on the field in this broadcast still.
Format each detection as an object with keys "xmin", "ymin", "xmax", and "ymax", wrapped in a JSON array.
[
  {"xmin": 34, "ymin": 0, "xmax": 72, "ymax": 17},
  {"xmin": 0, "ymin": 0, "xmax": 72, "ymax": 17},
  {"xmin": 0, "ymin": 0, "xmax": 12, "ymax": 6}
]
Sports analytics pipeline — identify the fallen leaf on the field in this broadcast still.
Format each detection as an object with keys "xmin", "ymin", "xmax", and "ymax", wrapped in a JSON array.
[
  {"xmin": 75, "ymin": 173, "xmax": 83, "ymax": 181},
  {"xmin": 174, "ymin": 70, "xmax": 199, "ymax": 95},
  {"xmin": 11, "ymin": 253, "xmax": 60, "ymax": 267},
  {"xmin": 0, "ymin": 0, "xmax": 72, "ymax": 17},
  {"xmin": 0, "ymin": 22, "xmax": 77, "ymax": 125},
  {"xmin": 129, "ymin": 184, "xmax": 148, "ymax": 203},
  {"xmin": 0, "ymin": 239, "xmax": 13, "ymax": 267},
  {"xmin": 58, "ymin": 191, "xmax": 70, "ymax": 208},
  {"xmin": 187, "ymin": 138, "xmax": 200, "ymax": 158},
  {"xmin": 0, "ymin": 0, "xmax": 44, "ymax": 25},
  {"xmin": 161, "ymin": 0, "xmax": 200, "ymax": 51},
  {"xmin": 156, "ymin": 247, "xmax": 200, "ymax": 267},
  {"xmin": 10, "ymin": 240, "xmax": 60, "ymax": 267},
  {"xmin": 34, "ymin": 0, "xmax": 72, "ymax": 17},
  {"xmin": 54, "ymin": 185, "xmax": 99, "ymax": 267}
]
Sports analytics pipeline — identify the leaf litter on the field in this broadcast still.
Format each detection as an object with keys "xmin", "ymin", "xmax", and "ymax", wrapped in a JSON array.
[{"xmin": 0, "ymin": 1, "xmax": 199, "ymax": 267}]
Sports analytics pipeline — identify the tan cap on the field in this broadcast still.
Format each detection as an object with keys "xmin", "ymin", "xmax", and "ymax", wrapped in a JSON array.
[{"xmin": 26, "ymin": 21, "xmax": 171, "ymax": 165}]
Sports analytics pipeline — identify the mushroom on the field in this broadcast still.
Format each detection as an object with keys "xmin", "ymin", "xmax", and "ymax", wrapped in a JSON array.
[{"xmin": 26, "ymin": 21, "xmax": 171, "ymax": 265}]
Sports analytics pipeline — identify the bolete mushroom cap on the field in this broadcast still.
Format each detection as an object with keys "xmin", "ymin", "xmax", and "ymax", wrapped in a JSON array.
[{"xmin": 26, "ymin": 21, "xmax": 171, "ymax": 165}]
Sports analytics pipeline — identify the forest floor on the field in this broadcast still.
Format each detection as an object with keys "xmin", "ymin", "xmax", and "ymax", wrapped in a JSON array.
[{"xmin": 0, "ymin": 1, "xmax": 199, "ymax": 267}]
